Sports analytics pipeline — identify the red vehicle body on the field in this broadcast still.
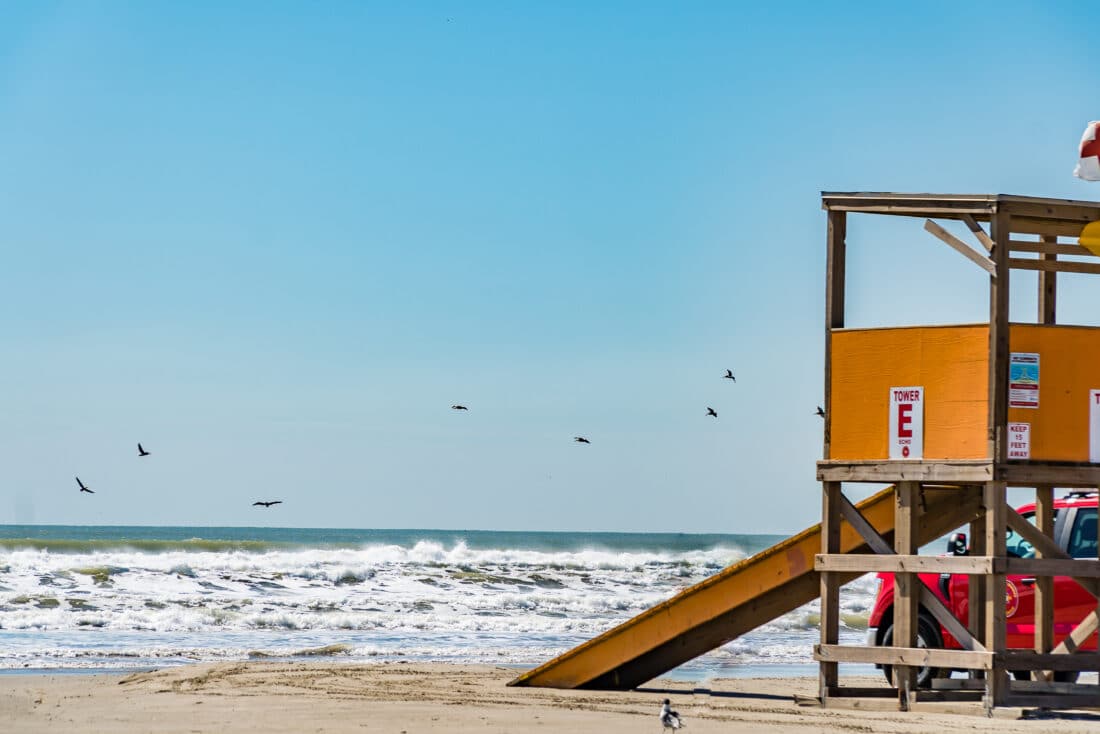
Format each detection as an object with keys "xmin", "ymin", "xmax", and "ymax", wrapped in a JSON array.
[{"xmin": 866, "ymin": 491, "xmax": 1099, "ymax": 684}]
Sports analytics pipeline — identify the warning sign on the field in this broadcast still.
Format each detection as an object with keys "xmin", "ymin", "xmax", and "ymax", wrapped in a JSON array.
[
  {"xmin": 1009, "ymin": 353, "xmax": 1040, "ymax": 409},
  {"xmin": 888, "ymin": 386, "xmax": 924, "ymax": 460},
  {"xmin": 1090, "ymin": 390, "xmax": 1100, "ymax": 463},
  {"xmin": 1007, "ymin": 422, "xmax": 1030, "ymax": 460}
]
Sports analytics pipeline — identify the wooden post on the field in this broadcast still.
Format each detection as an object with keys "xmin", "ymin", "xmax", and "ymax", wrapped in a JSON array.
[
  {"xmin": 819, "ymin": 482, "xmax": 842, "ymax": 702},
  {"xmin": 824, "ymin": 209, "xmax": 846, "ymax": 458},
  {"xmin": 988, "ymin": 211, "xmax": 1010, "ymax": 463},
  {"xmin": 893, "ymin": 481, "xmax": 920, "ymax": 708},
  {"xmin": 820, "ymin": 208, "xmax": 845, "ymax": 706},
  {"xmin": 983, "ymin": 210, "xmax": 1010, "ymax": 710},
  {"xmin": 983, "ymin": 481, "xmax": 1008, "ymax": 710},
  {"xmin": 969, "ymin": 510, "xmax": 987, "ymax": 679},
  {"xmin": 1034, "ymin": 485, "xmax": 1054, "ymax": 680},
  {"xmin": 1038, "ymin": 234, "xmax": 1057, "ymax": 325}
]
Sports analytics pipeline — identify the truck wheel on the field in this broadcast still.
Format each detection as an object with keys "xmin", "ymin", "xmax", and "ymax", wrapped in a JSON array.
[{"xmin": 881, "ymin": 613, "xmax": 944, "ymax": 688}]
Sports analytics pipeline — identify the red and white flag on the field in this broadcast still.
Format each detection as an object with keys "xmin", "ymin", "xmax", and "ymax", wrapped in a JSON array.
[{"xmin": 1075, "ymin": 121, "xmax": 1100, "ymax": 181}]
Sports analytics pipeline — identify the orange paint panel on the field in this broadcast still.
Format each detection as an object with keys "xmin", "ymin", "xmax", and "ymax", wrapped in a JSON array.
[
  {"xmin": 831, "ymin": 323, "xmax": 1100, "ymax": 462},
  {"xmin": 830, "ymin": 326, "xmax": 988, "ymax": 460},
  {"xmin": 1008, "ymin": 325, "xmax": 1100, "ymax": 462}
]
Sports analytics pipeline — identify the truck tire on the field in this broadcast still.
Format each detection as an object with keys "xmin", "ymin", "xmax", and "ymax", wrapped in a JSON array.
[{"xmin": 881, "ymin": 613, "xmax": 944, "ymax": 688}]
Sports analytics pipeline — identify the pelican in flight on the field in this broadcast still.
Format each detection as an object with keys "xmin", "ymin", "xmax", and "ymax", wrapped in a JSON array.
[
  {"xmin": 723, "ymin": 369, "xmax": 735, "ymax": 381},
  {"xmin": 574, "ymin": 436, "xmax": 590, "ymax": 444},
  {"xmin": 451, "ymin": 405, "xmax": 468, "ymax": 411},
  {"xmin": 138, "ymin": 443, "xmax": 150, "ymax": 457},
  {"xmin": 76, "ymin": 477, "xmax": 94, "ymax": 494},
  {"xmin": 252, "ymin": 501, "xmax": 283, "ymax": 508},
  {"xmin": 706, "ymin": 407, "xmax": 718, "ymax": 418}
]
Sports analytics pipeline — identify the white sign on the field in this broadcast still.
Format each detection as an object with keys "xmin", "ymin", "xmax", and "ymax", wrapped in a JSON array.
[
  {"xmin": 1091, "ymin": 390, "xmax": 1100, "ymax": 463},
  {"xmin": 1007, "ymin": 422, "xmax": 1030, "ymax": 460},
  {"xmin": 1009, "ymin": 352, "xmax": 1040, "ymax": 409},
  {"xmin": 889, "ymin": 386, "xmax": 924, "ymax": 460}
]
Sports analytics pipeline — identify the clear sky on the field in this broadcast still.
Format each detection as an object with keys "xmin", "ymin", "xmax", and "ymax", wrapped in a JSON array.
[{"xmin": 2, "ymin": 2, "xmax": 1098, "ymax": 533}]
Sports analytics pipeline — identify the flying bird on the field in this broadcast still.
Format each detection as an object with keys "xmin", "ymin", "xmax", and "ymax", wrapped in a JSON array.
[
  {"xmin": 816, "ymin": 406, "xmax": 826, "ymax": 418},
  {"xmin": 660, "ymin": 699, "xmax": 683, "ymax": 730},
  {"xmin": 137, "ymin": 443, "xmax": 150, "ymax": 457},
  {"xmin": 723, "ymin": 369, "xmax": 735, "ymax": 382},
  {"xmin": 252, "ymin": 501, "xmax": 283, "ymax": 508},
  {"xmin": 451, "ymin": 405, "xmax": 468, "ymax": 411},
  {"xmin": 574, "ymin": 436, "xmax": 590, "ymax": 444},
  {"xmin": 76, "ymin": 477, "xmax": 94, "ymax": 494},
  {"xmin": 706, "ymin": 407, "xmax": 718, "ymax": 418}
]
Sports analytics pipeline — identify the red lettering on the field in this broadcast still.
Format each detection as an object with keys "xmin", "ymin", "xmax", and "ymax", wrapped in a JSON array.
[{"xmin": 898, "ymin": 403, "xmax": 913, "ymax": 438}]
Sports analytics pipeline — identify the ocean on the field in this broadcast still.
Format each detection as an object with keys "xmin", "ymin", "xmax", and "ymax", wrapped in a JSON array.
[{"xmin": 0, "ymin": 526, "xmax": 878, "ymax": 679}]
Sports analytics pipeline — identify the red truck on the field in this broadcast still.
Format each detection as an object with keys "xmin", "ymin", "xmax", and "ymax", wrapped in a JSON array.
[{"xmin": 866, "ymin": 490, "xmax": 1099, "ymax": 686}]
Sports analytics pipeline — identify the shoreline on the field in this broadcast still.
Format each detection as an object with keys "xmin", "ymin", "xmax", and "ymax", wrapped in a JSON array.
[{"xmin": 4, "ymin": 661, "xmax": 1100, "ymax": 733}]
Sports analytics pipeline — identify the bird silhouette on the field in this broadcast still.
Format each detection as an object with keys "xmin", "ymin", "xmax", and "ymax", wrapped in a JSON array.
[
  {"xmin": 723, "ymin": 369, "xmax": 735, "ymax": 382},
  {"xmin": 76, "ymin": 477, "xmax": 94, "ymax": 494},
  {"xmin": 659, "ymin": 699, "xmax": 683, "ymax": 730},
  {"xmin": 816, "ymin": 406, "xmax": 826, "ymax": 418},
  {"xmin": 451, "ymin": 405, "xmax": 468, "ymax": 411},
  {"xmin": 574, "ymin": 436, "xmax": 590, "ymax": 444},
  {"xmin": 706, "ymin": 407, "xmax": 718, "ymax": 418},
  {"xmin": 137, "ymin": 442, "xmax": 150, "ymax": 457},
  {"xmin": 252, "ymin": 501, "xmax": 282, "ymax": 508}
]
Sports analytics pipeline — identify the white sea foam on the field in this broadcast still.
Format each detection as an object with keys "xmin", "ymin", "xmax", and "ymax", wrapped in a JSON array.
[{"xmin": 0, "ymin": 539, "xmax": 877, "ymax": 674}]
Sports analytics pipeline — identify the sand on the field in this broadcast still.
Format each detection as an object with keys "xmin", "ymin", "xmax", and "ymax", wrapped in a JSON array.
[{"xmin": 3, "ymin": 662, "xmax": 1100, "ymax": 733}]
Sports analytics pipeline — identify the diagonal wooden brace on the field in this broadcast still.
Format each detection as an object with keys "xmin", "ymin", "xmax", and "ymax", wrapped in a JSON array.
[{"xmin": 839, "ymin": 494, "xmax": 985, "ymax": 652}]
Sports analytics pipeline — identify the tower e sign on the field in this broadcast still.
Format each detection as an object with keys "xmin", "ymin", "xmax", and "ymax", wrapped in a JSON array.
[{"xmin": 888, "ymin": 386, "xmax": 924, "ymax": 460}]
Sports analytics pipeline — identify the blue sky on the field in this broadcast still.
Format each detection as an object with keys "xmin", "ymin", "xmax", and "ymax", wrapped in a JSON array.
[{"xmin": 1, "ymin": 2, "xmax": 1097, "ymax": 532}]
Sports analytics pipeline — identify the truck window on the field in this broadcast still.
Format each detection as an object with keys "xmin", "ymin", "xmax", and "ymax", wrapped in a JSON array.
[
  {"xmin": 1005, "ymin": 511, "xmax": 1037, "ymax": 558},
  {"xmin": 1069, "ymin": 508, "xmax": 1098, "ymax": 559}
]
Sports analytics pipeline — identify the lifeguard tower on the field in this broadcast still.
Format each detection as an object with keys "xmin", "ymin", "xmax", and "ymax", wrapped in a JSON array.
[{"xmin": 817, "ymin": 192, "xmax": 1100, "ymax": 712}]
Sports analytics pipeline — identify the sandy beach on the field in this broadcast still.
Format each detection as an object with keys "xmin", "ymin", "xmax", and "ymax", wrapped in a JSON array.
[{"xmin": 3, "ymin": 662, "xmax": 1099, "ymax": 733}]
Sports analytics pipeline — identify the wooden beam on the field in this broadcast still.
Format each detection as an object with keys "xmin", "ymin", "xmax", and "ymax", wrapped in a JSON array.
[
  {"xmin": 894, "ymin": 482, "xmax": 919, "ymax": 703},
  {"xmin": 824, "ymin": 211, "xmax": 845, "ymax": 461},
  {"xmin": 1009, "ymin": 258, "xmax": 1100, "ymax": 275},
  {"xmin": 962, "ymin": 214, "xmax": 995, "ymax": 251},
  {"xmin": 1038, "ymin": 238, "xmax": 1057, "ymax": 325},
  {"xmin": 997, "ymin": 462, "xmax": 1100, "ymax": 487},
  {"xmin": 984, "ymin": 482, "xmax": 1008, "ymax": 708},
  {"xmin": 818, "ymin": 460, "xmax": 993, "ymax": 483},
  {"xmin": 1009, "ymin": 239, "xmax": 1091, "ymax": 256},
  {"xmin": 814, "ymin": 554, "xmax": 996, "ymax": 574},
  {"xmin": 1050, "ymin": 610, "xmax": 1100, "ymax": 656},
  {"xmin": 1000, "ymin": 651, "xmax": 1100, "ymax": 672},
  {"xmin": 1004, "ymin": 693, "xmax": 1100, "ymax": 709},
  {"xmin": 814, "ymin": 644, "xmax": 993, "ymax": 670},
  {"xmin": 1003, "ymin": 557, "xmax": 1100, "ymax": 578},
  {"xmin": 819, "ymin": 482, "xmax": 841, "ymax": 700},
  {"xmin": 989, "ymin": 213, "xmax": 1011, "ymax": 464},
  {"xmin": 1010, "ymin": 216, "xmax": 1097, "ymax": 238},
  {"xmin": 1034, "ymin": 486, "xmax": 1054, "ymax": 682},
  {"xmin": 838, "ymin": 493, "xmax": 892, "ymax": 555},
  {"xmin": 924, "ymin": 219, "xmax": 997, "ymax": 275}
]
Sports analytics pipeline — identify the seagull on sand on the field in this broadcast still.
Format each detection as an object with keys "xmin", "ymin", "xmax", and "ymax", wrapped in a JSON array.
[
  {"xmin": 451, "ymin": 405, "xmax": 468, "ymax": 411},
  {"xmin": 659, "ymin": 699, "xmax": 683, "ymax": 730},
  {"xmin": 706, "ymin": 407, "xmax": 718, "ymax": 418},
  {"xmin": 76, "ymin": 477, "xmax": 94, "ymax": 494},
  {"xmin": 816, "ymin": 406, "xmax": 826, "ymax": 419},
  {"xmin": 252, "ymin": 501, "xmax": 283, "ymax": 508},
  {"xmin": 137, "ymin": 442, "xmax": 150, "ymax": 457},
  {"xmin": 723, "ymin": 369, "xmax": 735, "ymax": 382},
  {"xmin": 574, "ymin": 436, "xmax": 590, "ymax": 444}
]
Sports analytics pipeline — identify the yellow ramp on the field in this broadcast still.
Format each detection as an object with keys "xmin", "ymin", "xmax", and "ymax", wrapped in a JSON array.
[{"xmin": 509, "ymin": 485, "xmax": 982, "ymax": 690}]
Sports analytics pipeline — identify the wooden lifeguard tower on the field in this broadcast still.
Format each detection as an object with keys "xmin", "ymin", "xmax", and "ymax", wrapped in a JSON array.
[{"xmin": 817, "ymin": 192, "xmax": 1100, "ymax": 713}]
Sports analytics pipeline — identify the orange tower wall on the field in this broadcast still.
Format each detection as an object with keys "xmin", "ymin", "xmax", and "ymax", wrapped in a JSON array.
[{"xmin": 829, "ymin": 324, "xmax": 1100, "ymax": 462}]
